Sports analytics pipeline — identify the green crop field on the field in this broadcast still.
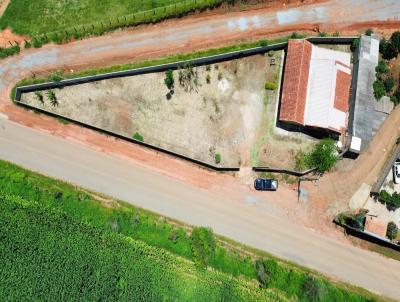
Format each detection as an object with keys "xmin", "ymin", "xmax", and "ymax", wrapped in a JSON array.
[
  {"xmin": 0, "ymin": 0, "xmax": 224, "ymax": 40},
  {"xmin": 0, "ymin": 160, "xmax": 381, "ymax": 301}
]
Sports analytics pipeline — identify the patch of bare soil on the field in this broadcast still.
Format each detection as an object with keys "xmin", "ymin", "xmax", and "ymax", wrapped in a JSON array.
[
  {"xmin": 0, "ymin": 0, "xmax": 9, "ymax": 17},
  {"xmin": 21, "ymin": 53, "xmax": 282, "ymax": 167},
  {"xmin": 0, "ymin": 28, "xmax": 26, "ymax": 48}
]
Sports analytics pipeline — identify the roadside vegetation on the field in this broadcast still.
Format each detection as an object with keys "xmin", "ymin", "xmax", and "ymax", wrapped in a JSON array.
[
  {"xmin": 0, "ymin": 159, "xmax": 380, "ymax": 301},
  {"xmin": 375, "ymin": 31, "xmax": 400, "ymax": 104},
  {"xmin": 0, "ymin": 0, "xmax": 228, "ymax": 47}
]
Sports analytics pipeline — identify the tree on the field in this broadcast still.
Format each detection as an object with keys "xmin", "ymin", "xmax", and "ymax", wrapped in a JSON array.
[
  {"xmin": 164, "ymin": 69, "xmax": 174, "ymax": 90},
  {"xmin": 386, "ymin": 222, "xmax": 398, "ymax": 241},
  {"xmin": 390, "ymin": 31, "xmax": 400, "ymax": 52},
  {"xmin": 215, "ymin": 153, "xmax": 221, "ymax": 164},
  {"xmin": 365, "ymin": 28, "xmax": 373, "ymax": 36},
  {"xmin": 384, "ymin": 77, "xmax": 394, "ymax": 93},
  {"xmin": 351, "ymin": 38, "xmax": 360, "ymax": 51},
  {"xmin": 381, "ymin": 42, "xmax": 397, "ymax": 60},
  {"xmin": 309, "ymin": 139, "xmax": 338, "ymax": 173},
  {"xmin": 373, "ymin": 80, "xmax": 385, "ymax": 99}
]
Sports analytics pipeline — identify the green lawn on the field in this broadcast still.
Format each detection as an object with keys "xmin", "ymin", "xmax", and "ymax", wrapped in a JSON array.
[
  {"xmin": 0, "ymin": 159, "xmax": 382, "ymax": 301},
  {"xmin": 0, "ymin": 0, "xmax": 223, "ymax": 37}
]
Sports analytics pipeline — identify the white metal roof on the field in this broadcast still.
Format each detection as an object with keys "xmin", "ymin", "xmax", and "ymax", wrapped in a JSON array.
[{"xmin": 303, "ymin": 45, "xmax": 351, "ymax": 132}]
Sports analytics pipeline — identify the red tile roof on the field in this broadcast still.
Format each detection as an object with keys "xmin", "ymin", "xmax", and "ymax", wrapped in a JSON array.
[
  {"xmin": 279, "ymin": 40, "xmax": 312, "ymax": 125},
  {"xmin": 334, "ymin": 69, "xmax": 351, "ymax": 112}
]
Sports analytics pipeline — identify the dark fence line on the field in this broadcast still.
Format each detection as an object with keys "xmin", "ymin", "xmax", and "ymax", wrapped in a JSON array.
[
  {"xmin": 16, "ymin": 102, "xmax": 239, "ymax": 172},
  {"xmin": 15, "ymin": 37, "xmax": 357, "ymax": 171},
  {"xmin": 15, "ymin": 36, "xmax": 357, "ymax": 98},
  {"xmin": 333, "ymin": 220, "xmax": 400, "ymax": 251},
  {"xmin": 252, "ymin": 167, "xmax": 317, "ymax": 177}
]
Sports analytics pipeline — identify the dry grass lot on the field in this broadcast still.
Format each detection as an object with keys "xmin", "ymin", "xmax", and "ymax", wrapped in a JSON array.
[{"xmin": 22, "ymin": 53, "xmax": 285, "ymax": 167}]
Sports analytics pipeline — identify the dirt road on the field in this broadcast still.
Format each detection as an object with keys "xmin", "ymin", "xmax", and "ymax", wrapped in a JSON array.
[{"xmin": 1, "ymin": 0, "xmax": 400, "ymax": 299}]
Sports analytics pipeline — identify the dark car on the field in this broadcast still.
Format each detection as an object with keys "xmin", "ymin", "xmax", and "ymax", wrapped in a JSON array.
[{"xmin": 254, "ymin": 178, "xmax": 278, "ymax": 191}]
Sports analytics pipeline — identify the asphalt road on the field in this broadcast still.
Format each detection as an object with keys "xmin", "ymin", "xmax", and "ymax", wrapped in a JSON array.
[{"xmin": 1, "ymin": 117, "xmax": 400, "ymax": 300}]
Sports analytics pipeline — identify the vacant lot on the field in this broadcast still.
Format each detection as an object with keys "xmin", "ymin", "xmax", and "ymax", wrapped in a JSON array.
[
  {"xmin": 0, "ymin": 0, "xmax": 221, "ymax": 36},
  {"xmin": 21, "ymin": 53, "xmax": 283, "ymax": 167}
]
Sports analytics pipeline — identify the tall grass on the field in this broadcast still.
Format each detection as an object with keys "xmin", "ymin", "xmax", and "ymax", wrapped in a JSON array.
[
  {"xmin": 0, "ymin": 193, "xmax": 279, "ymax": 301},
  {"xmin": 0, "ymin": 0, "xmax": 225, "ymax": 46}
]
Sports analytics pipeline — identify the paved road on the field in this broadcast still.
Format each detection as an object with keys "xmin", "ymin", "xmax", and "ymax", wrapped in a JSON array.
[
  {"xmin": 1, "ymin": 0, "xmax": 400, "ymax": 300},
  {"xmin": 1, "ymin": 117, "xmax": 400, "ymax": 300}
]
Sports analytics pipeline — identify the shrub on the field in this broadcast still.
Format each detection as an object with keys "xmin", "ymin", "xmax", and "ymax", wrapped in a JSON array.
[
  {"xmin": 215, "ymin": 153, "xmax": 221, "ymax": 164},
  {"xmin": 390, "ymin": 31, "xmax": 400, "ymax": 52},
  {"xmin": 309, "ymin": 139, "xmax": 338, "ymax": 173},
  {"xmin": 390, "ymin": 95, "xmax": 399, "ymax": 105},
  {"xmin": 381, "ymin": 42, "xmax": 397, "ymax": 60},
  {"xmin": 386, "ymin": 222, "xmax": 398, "ymax": 240},
  {"xmin": 264, "ymin": 81, "xmax": 277, "ymax": 90},
  {"xmin": 351, "ymin": 38, "xmax": 360, "ymax": 51},
  {"xmin": 375, "ymin": 60, "xmax": 389, "ymax": 75},
  {"xmin": 318, "ymin": 32, "xmax": 328, "ymax": 37},
  {"xmin": 0, "ymin": 45, "xmax": 20, "ymax": 58},
  {"xmin": 301, "ymin": 275, "xmax": 322, "ymax": 301},
  {"xmin": 24, "ymin": 40, "xmax": 32, "ymax": 49},
  {"xmin": 190, "ymin": 227, "xmax": 216, "ymax": 269},
  {"xmin": 365, "ymin": 28, "xmax": 373, "ymax": 36},
  {"xmin": 378, "ymin": 190, "xmax": 400, "ymax": 211},
  {"xmin": 267, "ymin": 50, "xmax": 275, "ymax": 57},
  {"xmin": 290, "ymin": 32, "xmax": 304, "ymax": 39},
  {"xmin": 218, "ymin": 72, "xmax": 222, "ymax": 81},
  {"xmin": 46, "ymin": 90, "xmax": 58, "ymax": 106},
  {"xmin": 373, "ymin": 80, "xmax": 385, "ymax": 99},
  {"xmin": 255, "ymin": 260, "xmax": 270, "ymax": 288},
  {"xmin": 132, "ymin": 132, "xmax": 143, "ymax": 142},
  {"xmin": 164, "ymin": 69, "xmax": 174, "ymax": 90},
  {"xmin": 384, "ymin": 77, "xmax": 394, "ymax": 93},
  {"xmin": 206, "ymin": 74, "xmax": 211, "ymax": 84},
  {"xmin": 34, "ymin": 91, "xmax": 44, "ymax": 103},
  {"xmin": 258, "ymin": 39, "xmax": 268, "ymax": 47}
]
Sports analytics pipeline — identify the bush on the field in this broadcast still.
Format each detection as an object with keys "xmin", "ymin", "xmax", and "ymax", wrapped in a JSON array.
[
  {"xmin": 46, "ymin": 90, "xmax": 58, "ymax": 106},
  {"xmin": 384, "ymin": 77, "xmax": 394, "ymax": 93},
  {"xmin": 309, "ymin": 139, "xmax": 338, "ymax": 173},
  {"xmin": 34, "ymin": 91, "xmax": 44, "ymax": 103},
  {"xmin": 378, "ymin": 190, "xmax": 400, "ymax": 211},
  {"xmin": 386, "ymin": 222, "xmax": 398, "ymax": 240},
  {"xmin": 301, "ymin": 275, "xmax": 322, "ymax": 301},
  {"xmin": 255, "ymin": 260, "xmax": 270, "ymax": 288},
  {"xmin": 264, "ymin": 81, "xmax": 277, "ymax": 90},
  {"xmin": 373, "ymin": 80, "xmax": 385, "ymax": 99},
  {"xmin": 267, "ymin": 50, "xmax": 275, "ymax": 57},
  {"xmin": 290, "ymin": 32, "xmax": 304, "ymax": 39},
  {"xmin": 365, "ymin": 28, "xmax": 373, "ymax": 36},
  {"xmin": 390, "ymin": 31, "xmax": 400, "ymax": 52},
  {"xmin": 215, "ymin": 153, "xmax": 221, "ymax": 164},
  {"xmin": 258, "ymin": 39, "xmax": 268, "ymax": 47},
  {"xmin": 0, "ymin": 45, "xmax": 20, "ymax": 58},
  {"xmin": 164, "ymin": 69, "xmax": 174, "ymax": 90},
  {"xmin": 190, "ymin": 227, "xmax": 216, "ymax": 268},
  {"xmin": 351, "ymin": 38, "xmax": 360, "ymax": 51},
  {"xmin": 375, "ymin": 60, "xmax": 389, "ymax": 74},
  {"xmin": 381, "ymin": 42, "xmax": 397, "ymax": 60},
  {"xmin": 318, "ymin": 32, "xmax": 328, "ymax": 37},
  {"xmin": 206, "ymin": 74, "xmax": 211, "ymax": 84},
  {"xmin": 132, "ymin": 132, "xmax": 144, "ymax": 142}
]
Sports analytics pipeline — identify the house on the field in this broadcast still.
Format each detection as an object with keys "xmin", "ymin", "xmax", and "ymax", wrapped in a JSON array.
[{"xmin": 279, "ymin": 39, "xmax": 352, "ymax": 134}]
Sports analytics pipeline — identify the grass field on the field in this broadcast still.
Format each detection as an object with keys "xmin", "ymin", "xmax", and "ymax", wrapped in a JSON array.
[
  {"xmin": 0, "ymin": 159, "xmax": 382, "ymax": 301},
  {"xmin": 0, "ymin": 0, "xmax": 224, "ymax": 39},
  {"xmin": 0, "ymin": 194, "xmax": 284, "ymax": 301}
]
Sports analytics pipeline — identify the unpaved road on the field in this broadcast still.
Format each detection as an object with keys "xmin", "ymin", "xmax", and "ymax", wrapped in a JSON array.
[{"xmin": 1, "ymin": 0, "xmax": 400, "ymax": 300}]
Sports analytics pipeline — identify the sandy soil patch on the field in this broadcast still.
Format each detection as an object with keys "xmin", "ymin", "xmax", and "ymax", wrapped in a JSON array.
[
  {"xmin": 0, "ymin": 28, "xmax": 27, "ymax": 48},
  {"xmin": 21, "ymin": 53, "xmax": 283, "ymax": 167}
]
